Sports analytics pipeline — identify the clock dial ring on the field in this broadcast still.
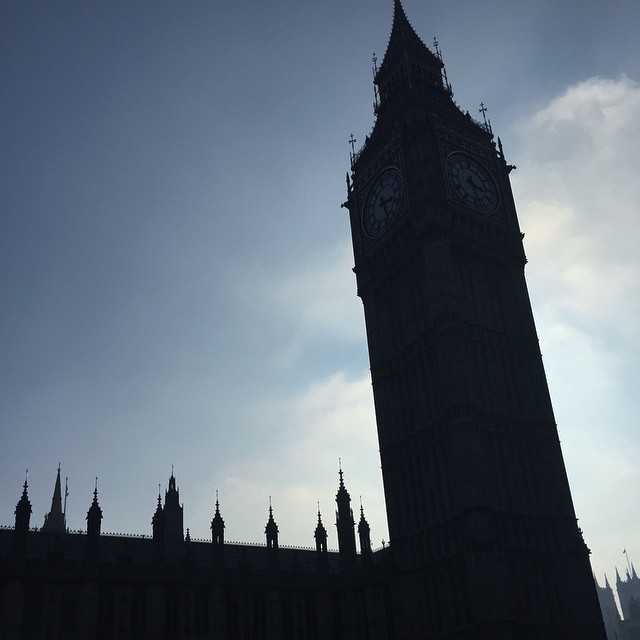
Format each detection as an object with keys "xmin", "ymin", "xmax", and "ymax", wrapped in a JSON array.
[
  {"xmin": 446, "ymin": 152, "xmax": 499, "ymax": 213},
  {"xmin": 362, "ymin": 167, "xmax": 404, "ymax": 237}
]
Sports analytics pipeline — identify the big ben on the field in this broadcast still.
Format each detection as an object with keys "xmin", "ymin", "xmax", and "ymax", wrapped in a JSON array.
[{"xmin": 344, "ymin": 2, "xmax": 606, "ymax": 638}]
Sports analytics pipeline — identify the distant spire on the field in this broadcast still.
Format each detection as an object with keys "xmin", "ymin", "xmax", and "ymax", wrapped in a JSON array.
[
  {"xmin": 152, "ymin": 485, "xmax": 165, "ymax": 563},
  {"xmin": 86, "ymin": 479, "xmax": 103, "ymax": 556},
  {"xmin": 42, "ymin": 464, "xmax": 66, "ymax": 533},
  {"xmin": 13, "ymin": 471, "xmax": 32, "ymax": 556},
  {"xmin": 358, "ymin": 497, "xmax": 372, "ymax": 559},
  {"xmin": 605, "ymin": 574, "xmax": 611, "ymax": 589},
  {"xmin": 211, "ymin": 491, "xmax": 225, "ymax": 547},
  {"xmin": 616, "ymin": 567, "xmax": 622, "ymax": 583},
  {"xmin": 163, "ymin": 468, "xmax": 184, "ymax": 550},
  {"xmin": 335, "ymin": 466, "xmax": 357, "ymax": 566},
  {"xmin": 265, "ymin": 497, "xmax": 279, "ymax": 550},
  {"xmin": 315, "ymin": 503, "xmax": 327, "ymax": 543}
]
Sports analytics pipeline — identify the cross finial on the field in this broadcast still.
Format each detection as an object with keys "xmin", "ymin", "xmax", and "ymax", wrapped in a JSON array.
[
  {"xmin": 349, "ymin": 133, "xmax": 357, "ymax": 167},
  {"xmin": 479, "ymin": 102, "xmax": 488, "ymax": 123}
]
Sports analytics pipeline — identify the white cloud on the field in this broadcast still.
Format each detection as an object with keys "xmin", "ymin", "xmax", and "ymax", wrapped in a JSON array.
[
  {"xmin": 188, "ymin": 370, "xmax": 388, "ymax": 549},
  {"xmin": 512, "ymin": 75, "xmax": 640, "ymax": 578}
]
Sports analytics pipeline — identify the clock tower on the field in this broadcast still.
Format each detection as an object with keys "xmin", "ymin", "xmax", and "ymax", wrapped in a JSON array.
[{"xmin": 344, "ymin": 2, "xmax": 606, "ymax": 638}]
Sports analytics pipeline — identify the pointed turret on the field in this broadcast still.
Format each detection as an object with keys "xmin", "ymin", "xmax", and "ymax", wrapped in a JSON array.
[
  {"xmin": 42, "ymin": 464, "xmax": 66, "ymax": 533},
  {"xmin": 335, "ymin": 465, "xmax": 357, "ymax": 569},
  {"xmin": 13, "ymin": 471, "xmax": 32, "ymax": 556},
  {"xmin": 605, "ymin": 574, "xmax": 611, "ymax": 590},
  {"xmin": 265, "ymin": 498, "xmax": 279, "ymax": 550},
  {"xmin": 616, "ymin": 567, "xmax": 623, "ymax": 584},
  {"xmin": 374, "ymin": 0, "xmax": 445, "ymax": 114},
  {"xmin": 210, "ymin": 493, "xmax": 225, "ymax": 566},
  {"xmin": 211, "ymin": 493, "xmax": 225, "ymax": 547},
  {"xmin": 86, "ymin": 479, "xmax": 102, "ymax": 558},
  {"xmin": 357, "ymin": 500, "xmax": 372, "ymax": 563},
  {"xmin": 163, "ymin": 468, "xmax": 184, "ymax": 550},
  {"xmin": 265, "ymin": 498, "xmax": 279, "ymax": 571},
  {"xmin": 152, "ymin": 488, "xmax": 165, "ymax": 564},
  {"xmin": 314, "ymin": 504, "xmax": 329, "ymax": 572},
  {"xmin": 314, "ymin": 504, "xmax": 328, "ymax": 553}
]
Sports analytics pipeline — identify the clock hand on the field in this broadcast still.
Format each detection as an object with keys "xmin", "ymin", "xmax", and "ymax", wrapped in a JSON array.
[
  {"xmin": 466, "ymin": 175, "xmax": 485, "ymax": 194},
  {"xmin": 379, "ymin": 194, "xmax": 394, "ymax": 215}
]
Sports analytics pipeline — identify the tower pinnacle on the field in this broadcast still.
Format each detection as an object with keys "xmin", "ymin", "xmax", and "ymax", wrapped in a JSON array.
[{"xmin": 42, "ymin": 464, "xmax": 66, "ymax": 533}]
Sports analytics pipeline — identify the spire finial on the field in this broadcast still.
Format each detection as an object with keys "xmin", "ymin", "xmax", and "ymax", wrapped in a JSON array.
[
  {"xmin": 349, "ymin": 134, "xmax": 357, "ymax": 168},
  {"xmin": 479, "ymin": 102, "xmax": 493, "ymax": 135}
]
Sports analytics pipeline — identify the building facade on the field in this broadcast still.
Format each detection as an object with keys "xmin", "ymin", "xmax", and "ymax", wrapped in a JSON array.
[{"xmin": 0, "ymin": 2, "xmax": 607, "ymax": 638}]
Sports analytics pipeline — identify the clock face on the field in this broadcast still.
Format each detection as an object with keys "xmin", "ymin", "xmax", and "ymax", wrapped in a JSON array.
[
  {"xmin": 446, "ymin": 152, "xmax": 499, "ymax": 213},
  {"xmin": 362, "ymin": 167, "xmax": 404, "ymax": 237}
]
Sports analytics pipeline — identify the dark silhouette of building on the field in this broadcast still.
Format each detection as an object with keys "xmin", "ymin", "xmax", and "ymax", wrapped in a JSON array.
[
  {"xmin": 596, "ymin": 567, "xmax": 640, "ymax": 640},
  {"xmin": 0, "ymin": 2, "xmax": 607, "ymax": 638}
]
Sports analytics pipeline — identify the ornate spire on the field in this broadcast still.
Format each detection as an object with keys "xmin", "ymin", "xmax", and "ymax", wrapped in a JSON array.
[
  {"xmin": 163, "ymin": 468, "xmax": 184, "ymax": 550},
  {"xmin": 86, "ymin": 478, "xmax": 102, "ymax": 556},
  {"xmin": 42, "ymin": 464, "xmax": 66, "ymax": 533},
  {"xmin": 152, "ymin": 485, "xmax": 165, "ymax": 563},
  {"xmin": 13, "ymin": 471, "xmax": 32, "ymax": 556},
  {"xmin": 314, "ymin": 502, "xmax": 328, "ymax": 550},
  {"xmin": 358, "ymin": 498, "xmax": 372, "ymax": 559},
  {"xmin": 374, "ymin": 0, "xmax": 444, "ymax": 112},
  {"xmin": 211, "ymin": 491, "xmax": 225, "ymax": 547},
  {"xmin": 265, "ymin": 497, "xmax": 279, "ymax": 550},
  {"xmin": 87, "ymin": 478, "xmax": 103, "ymax": 526},
  {"xmin": 335, "ymin": 465, "xmax": 357, "ymax": 567},
  {"xmin": 15, "ymin": 470, "xmax": 32, "ymax": 519}
]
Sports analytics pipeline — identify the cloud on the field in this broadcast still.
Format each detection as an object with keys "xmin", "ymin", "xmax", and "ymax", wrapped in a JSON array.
[
  {"xmin": 511, "ymin": 75, "xmax": 640, "ymax": 576},
  {"xmin": 189, "ymin": 370, "xmax": 387, "ymax": 549}
]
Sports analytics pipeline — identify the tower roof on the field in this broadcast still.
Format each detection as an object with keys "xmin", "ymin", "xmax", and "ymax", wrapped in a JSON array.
[
  {"xmin": 376, "ymin": 1, "xmax": 442, "ymax": 88},
  {"xmin": 265, "ymin": 499, "xmax": 279, "ymax": 535},
  {"xmin": 42, "ymin": 464, "xmax": 66, "ymax": 533},
  {"xmin": 314, "ymin": 504, "xmax": 327, "ymax": 540},
  {"xmin": 15, "ymin": 471, "xmax": 32, "ymax": 517},
  {"xmin": 87, "ymin": 479, "xmax": 102, "ymax": 522},
  {"xmin": 211, "ymin": 494, "xmax": 225, "ymax": 531}
]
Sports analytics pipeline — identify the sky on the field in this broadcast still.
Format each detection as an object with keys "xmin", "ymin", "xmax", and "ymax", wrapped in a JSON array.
[{"xmin": 1, "ymin": 0, "xmax": 639, "ymax": 590}]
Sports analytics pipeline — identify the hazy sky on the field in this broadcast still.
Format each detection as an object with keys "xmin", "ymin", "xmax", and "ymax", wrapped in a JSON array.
[{"xmin": 2, "ymin": 1, "xmax": 639, "ymax": 586}]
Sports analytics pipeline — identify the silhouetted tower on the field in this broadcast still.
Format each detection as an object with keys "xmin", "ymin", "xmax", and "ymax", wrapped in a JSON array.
[
  {"xmin": 265, "ymin": 499, "xmax": 279, "ymax": 550},
  {"xmin": 314, "ymin": 505, "xmax": 329, "ymax": 571},
  {"xmin": 357, "ymin": 501, "xmax": 372, "ymax": 563},
  {"xmin": 344, "ymin": 1, "xmax": 605, "ymax": 637},
  {"xmin": 595, "ymin": 574, "xmax": 622, "ymax": 640},
  {"xmin": 152, "ymin": 489, "xmax": 165, "ymax": 564},
  {"xmin": 211, "ymin": 494, "xmax": 225, "ymax": 565},
  {"xmin": 163, "ymin": 470, "xmax": 184, "ymax": 552},
  {"xmin": 335, "ymin": 468, "xmax": 356, "ymax": 568},
  {"xmin": 12, "ymin": 473, "xmax": 31, "ymax": 557},
  {"xmin": 617, "ymin": 565, "xmax": 640, "ymax": 623},
  {"xmin": 86, "ymin": 479, "xmax": 102, "ymax": 558},
  {"xmin": 41, "ymin": 464, "xmax": 66, "ymax": 533},
  {"xmin": 265, "ymin": 499, "xmax": 279, "ymax": 571}
]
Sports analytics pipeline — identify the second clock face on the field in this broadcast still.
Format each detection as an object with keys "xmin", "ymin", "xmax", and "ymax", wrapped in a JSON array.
[
  {"xmin": 362, "ymin": 167, "xmax": 404, "ymax": 237},
  {"xmin": 446, "ymin": 152, "xmax": 499, "ymax": 213}
]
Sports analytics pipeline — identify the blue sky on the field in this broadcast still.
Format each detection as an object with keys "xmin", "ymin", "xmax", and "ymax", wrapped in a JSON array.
[{"xmin": 2, "ymin": 1, "xmax": 639, "ymax": 586}]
